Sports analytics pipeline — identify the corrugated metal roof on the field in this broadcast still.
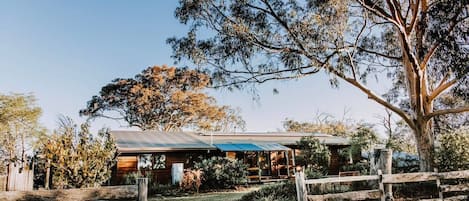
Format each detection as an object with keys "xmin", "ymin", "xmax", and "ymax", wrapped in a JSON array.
[
  {"xmin": 213, "ymin": 143, "xmax": 290, "ymax": 151},
  {"xmin": 110, "ymin": 131, "xmax": 350, "ymax": 154},
  {"xmin": 193, "ymin": 132, "xmax": 350, "ymax": 146},
  {"xmin": 111, "ymin": 131, "xmax": 216, "ymax": 153}
]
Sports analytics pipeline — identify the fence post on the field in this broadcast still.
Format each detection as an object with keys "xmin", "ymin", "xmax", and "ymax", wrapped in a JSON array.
[
  {"xmin": 45, "ymin": 159, "xmax": 51, "ymax": 190},
  {"xmin": 378, "ymin": 170, "xmax": 385, "ymax": 201},
  {"xmin": 137, "ymin": 178, "xmax": 148, "ymax": 201},
  {"xmin": 381, "ymin": 149, "xmax": 393, "ymax": 201},
  {"xmin": 295, "ymin": 170, "xmax": 307, "ymax": 201},
  {"xmin": 434, "ymin": 168, "xmax": 443, "ymax": 200},
  {"xmin": 372, "ymin": 148, "xmax": 393, "ymax": 201}
]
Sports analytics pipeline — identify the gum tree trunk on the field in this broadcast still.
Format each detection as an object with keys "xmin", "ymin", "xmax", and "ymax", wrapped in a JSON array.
[{"xmin": 414, "ymin": 119, "xmax": 435, "ymax": 172}]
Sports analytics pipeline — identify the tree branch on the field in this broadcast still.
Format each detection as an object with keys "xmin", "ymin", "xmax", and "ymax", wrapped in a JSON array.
[
  {"xmin": 428, "ymin": 77, "xmax": 458, "ymax": 101},
  {"xmin": 406, "ymin": 0, "xmax": 419, "ymax": 34},
  {"xmin": 357, "ymin": 46, "xmax": 402, "ymax": 60},
  {"xmin": 357, "ymin": 0, "xmax": 400, "ymax": 26},
  {"xmin": 425, "ymin": 106, "xmax": 469, "ymax": 120},
  {"xmin": 324, "ymin": 64, "xmax": 415, "ymax": 129}
]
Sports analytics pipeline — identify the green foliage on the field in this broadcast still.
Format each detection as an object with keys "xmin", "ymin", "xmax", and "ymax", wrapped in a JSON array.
[
  {"xmin": 80, "ymin": 65, "xmax": 245, "ymax": 132},
  {"xmin": 238, "ymin": 181, "xmax": 296, "ymax": 201},
  {"xmin": 38, "ymin": 117, "xmax": 117, "ymax": 189},
  {"xmin": 296, "ymin": 136, "xmax": 331, "ymax": 177},
  {"xmin": 381, "ymin": 110, "xmax": 417, "ymax": 155},
  {"xmin": 349, "ymin": 124, "xmax": 379, "ymax": 160},
  {"xmin": 193, "ymin": 156, "xmax": 247, "ymax": 189},
  {"xmin": 0, "ymin": 93, "xmax": 44, "ymax": 173},
  {"xmin": 170, "ymin": 0, "xmax": 469, "ymax": 172},
  {"xmin": 435, "ymin": 127, "xmax": 469, "ymax": 172},
  {"xmin": 283, "ymin": 113, "xmax": 353, "ymax": 137},
  {"xmin": 340, "ymin": 162, "xmax": 370, "ymax": 175},
  {"xmin": 121, "ymin": 171, "xmax": 139, "ymax": 185}
]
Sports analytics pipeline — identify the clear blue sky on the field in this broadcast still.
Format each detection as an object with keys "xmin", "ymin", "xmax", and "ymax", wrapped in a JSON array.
[{"xmin": 0, "ymin": 1, "xmax": 388, "ymax": 134}]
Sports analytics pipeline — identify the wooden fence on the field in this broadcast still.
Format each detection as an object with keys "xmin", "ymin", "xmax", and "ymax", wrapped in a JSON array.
[
  {"xmin": 0, "ymin": 175, "xmax": 7, "ymax": 191},
  {"xmin": 4, "ymin": 165, "xmax": 34, "ymax": 191},
  {"xmin": 295, "ymin": 169, "xmax": 469, "ymax": 201}
]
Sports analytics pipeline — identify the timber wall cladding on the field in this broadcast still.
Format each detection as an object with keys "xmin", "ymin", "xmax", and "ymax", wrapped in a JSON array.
[
  {"xmin": 0, "ymin": 185, "xmax": 137, "ymax": 201},
  {"xmin": 115, "ymin": 151, "xmax": 209, "ymax": 184}
]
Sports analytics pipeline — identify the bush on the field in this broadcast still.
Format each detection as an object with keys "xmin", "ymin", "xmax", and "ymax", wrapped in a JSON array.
[
  {"xmin": 121, "ymin": 171, "xmax": 167, "ymax": 195},
  {"xmin": 194, "ymin": 156, "xmax": 247, "ymax": 189},
  {"xmin": 340, "ymin": 162, "xmax": 370, "ymax": 175},
  {"xmin": 436, "ymin": 127, "xmax": 469, "ymax": 172},
  {"xmin": 180, "ymin": 169, "xmax": 202, "ymax": 193},
  {"xmin": 121, "ymin": 171, "xmax": 139, "ymax": 185},
  {"xmin": 296, "ymin": 136, "xmax": 331, "ymax": 177},
  {"xmin": 238, "ymin": 181, "xmax": 296, "ymax": 201},
  {"xmin": 304, "ymin": 164, "xmax": 327, "ymax": 179}
]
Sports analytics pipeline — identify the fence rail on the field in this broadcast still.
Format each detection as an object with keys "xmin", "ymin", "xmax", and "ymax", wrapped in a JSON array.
[{"xmin": 295, "ymin": 169, "xmax": 469, "ymax": 201}]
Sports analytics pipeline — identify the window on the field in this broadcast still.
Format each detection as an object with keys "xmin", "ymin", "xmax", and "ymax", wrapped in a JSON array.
[
  {"xmin": 153, "ymin": 154, "xmax": 166, "ymax": 169},
  {"xmin": 138, "ymin": 153, "xmax": 166, "ymax": 170}
]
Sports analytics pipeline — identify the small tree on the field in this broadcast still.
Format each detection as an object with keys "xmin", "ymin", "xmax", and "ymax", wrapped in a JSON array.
[
  {"xmin": 435, "ymin": 127, "xmax": 469, "ymax": 172},
  {"xmin": 38, "ymin": 117, "xmax": 116, "ymax": 189},
  {"xmin": 349, "ymin": 124, "xmax": 379, "ymax": 162},
  {"xmin": 0, "ymin": 93, "xmax": 44, "ymax": 173},
  {"xmin": 296, "ymin": 136, "xmax": 331, "ymax": 178}
]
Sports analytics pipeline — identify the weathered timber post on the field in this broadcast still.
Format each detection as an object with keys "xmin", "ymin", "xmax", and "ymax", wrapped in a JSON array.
[
  {"xmin": 137, "ymin": 178, "xmax": 148, "ymax": 201},
  {"xmin": 45, "ymin": 159, "xmax": 50, "ymax": 190},
  {"xmin": 372, "ymin": 148, "xmax": 393, "ymax": 201},
  {"xmin": 378, "ymin": 170, "xmax": 385, "ymax": 201},
  {"xmin": 434, "ymin": 168, "xmax": 443, "ymax": 200},
  {"xmin": 295, "ymin": 169, "xmax": 307, "ymax": 201}
]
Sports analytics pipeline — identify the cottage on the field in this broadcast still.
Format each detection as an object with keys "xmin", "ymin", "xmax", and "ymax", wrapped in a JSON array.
[{"xmin": 110, "ymin": 131, "xmax": 350, "ymax": 184}]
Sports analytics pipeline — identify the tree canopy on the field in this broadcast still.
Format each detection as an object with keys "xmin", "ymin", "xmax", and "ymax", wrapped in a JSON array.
[
  {"xmin": 80, "ymin": 65, "xmax": 245, "ymax": 131},
  {"xmin": 283, "ymin": 112, "xmax": 353, "ymax": 137},
  {"xmin": 0, "ymin": 93, "xmax": 44, "ymax": 173},
  {"xmin": 38, "ymin": 116, "xmax": 116, "ymax": 189},
  {"xmin": 169, "ymin": 0, "xmax": 469, "ymax": 171}
]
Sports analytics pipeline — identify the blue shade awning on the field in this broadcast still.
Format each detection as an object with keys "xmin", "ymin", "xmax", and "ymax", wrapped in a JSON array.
[
  {"xmin": 214, "ymin": 143, "xmax": 290, "ymax": 151},
  {"xmin": 255, "ymin": 143, "xmax": 290, "ymax": 151}
]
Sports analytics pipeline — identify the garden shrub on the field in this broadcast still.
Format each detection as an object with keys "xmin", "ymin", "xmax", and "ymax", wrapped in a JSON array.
[
  {"xmin": 194, "ymin": 156, "xmax": 247, "ymax": 189},
  {"xmin": 238, "ymin": 181, "xmax": 296, "ymax": 201},
  {"xmin": 340, "ymin": 162, "xmax": 370, "ymax": 175},
  {"xmin": 121, "ymin": 171, "xmax": 139, "ymax": 185},
  {"xmin": 122, "ymin": 171, "xmax": 172, "ymax": 195},
  {"xmin": 296, "ymin": 136, "xmax": 331, "ymax": 178},
  {"xmin": 435, "ymin": 127, "xmax": 469, "ymax": 172},
  {"xmin": 179, "ymin": 169, "xmax": 202, "ymax": 193}
]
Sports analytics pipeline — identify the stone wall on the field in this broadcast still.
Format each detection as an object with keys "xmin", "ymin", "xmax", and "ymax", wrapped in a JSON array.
[{"xmin": 0, "ymin": 185, "xmax": 137, "ymax": 201}]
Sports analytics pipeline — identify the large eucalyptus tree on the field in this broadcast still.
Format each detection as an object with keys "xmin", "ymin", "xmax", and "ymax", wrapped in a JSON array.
[{"xmin": 168, "ymin": 0, "xmax": 469, "ymax": 171}]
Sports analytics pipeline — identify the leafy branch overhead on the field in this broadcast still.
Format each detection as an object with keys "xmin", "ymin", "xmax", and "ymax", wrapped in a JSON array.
[
  {"xmin": 80, "ymin": 65, "xmax": 245, "ymax": 132},
  {"xmin": 169, "ymin": 0, "xmax": 469, "ymax": 171}
]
